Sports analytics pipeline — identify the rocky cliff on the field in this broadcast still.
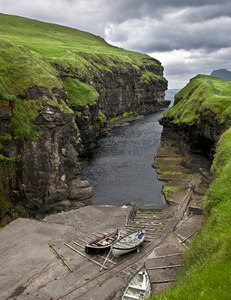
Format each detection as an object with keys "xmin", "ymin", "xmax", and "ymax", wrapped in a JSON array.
[
  {"xmin": 210, "ymin": 69, "xmax": 231, "ymax": 81},
  {"xmin": 159, "ymin": 74, "xmax": 231, "ymax": 171},
  {"xmin": 0, "ymin": 14, "xmax": 169, "ymax": 221}
]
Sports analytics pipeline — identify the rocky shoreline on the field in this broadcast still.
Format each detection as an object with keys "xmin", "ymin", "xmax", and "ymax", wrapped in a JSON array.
[{"xmin": 0, "ymin": 139, "xmax": 212, "ymax": 299}]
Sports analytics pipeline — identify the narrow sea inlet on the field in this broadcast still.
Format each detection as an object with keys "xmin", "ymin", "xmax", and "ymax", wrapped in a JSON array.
[{"xmin": 81, "ymin": 90, "xmax": 178, "ymax": 209}]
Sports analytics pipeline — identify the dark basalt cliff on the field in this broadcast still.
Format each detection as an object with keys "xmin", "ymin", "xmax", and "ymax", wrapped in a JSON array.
[{"xmin": 0, "ymin": 15, "xmax": 169, "ymax": 220}]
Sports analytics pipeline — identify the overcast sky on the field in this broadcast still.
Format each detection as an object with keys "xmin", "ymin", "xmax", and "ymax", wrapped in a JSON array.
[{"xmin": 1, "ymin": 0, "xmax": 231, "ymax": 89}]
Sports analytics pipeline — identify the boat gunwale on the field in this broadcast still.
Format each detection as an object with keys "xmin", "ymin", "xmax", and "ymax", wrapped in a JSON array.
[
  {"xmin": 120, "ymin": 264, "xmax": 152, "ymax": 300},
  {"xmin": 86, "ymin": 229, "xmax": 120, "ymax": 250}
]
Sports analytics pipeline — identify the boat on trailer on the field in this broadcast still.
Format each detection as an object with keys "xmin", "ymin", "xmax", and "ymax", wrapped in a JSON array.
[
  {"xmin": 112, "ymin": 228, "xmax": 146, "ymax": 257},
  {"xmin": 121, "ymin": 264, "xmax": 152, "ymax": 299},
  {"xmin": 85, "ymin": 229, "xmax": 120, "ymax": 254}
]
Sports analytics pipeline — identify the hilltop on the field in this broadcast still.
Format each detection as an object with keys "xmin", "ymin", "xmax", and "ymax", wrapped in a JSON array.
[{"xmin": 210, "ymin": 69, "xmax": 231, "ymax": 81}]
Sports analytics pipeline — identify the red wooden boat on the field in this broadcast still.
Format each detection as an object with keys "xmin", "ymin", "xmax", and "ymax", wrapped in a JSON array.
[{"xmin": 85, "ymin": 229, "xmax": 120, "ymax": 254}]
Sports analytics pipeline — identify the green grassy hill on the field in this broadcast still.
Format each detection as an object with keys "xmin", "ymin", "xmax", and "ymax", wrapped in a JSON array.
[
  {"xmin": 0, "ymin": 13, "xmax": 165, "ymax": 139},
  {"xmin": 164, "ymin": 74, "xmax": 231, "ymax": 127},
  {"xmin": 0, "ymin": 13, "xmax": 161, "ymax": 97},
  {"xmin": 0, "ymin": 13, "xmax": 167, "ymax": 223},
  {"xmin": 149, "ymin": 75, "xmax": 231, "ymax": 299}
]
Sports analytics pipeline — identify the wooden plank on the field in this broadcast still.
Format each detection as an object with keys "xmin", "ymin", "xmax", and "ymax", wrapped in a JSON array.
[
  {"xmin": 147, "ymin": 253, "xmax": 182, "ymax": 259},
  {"xmin": 71, "ymin": 241, "xmax": 116, "ymax": 265},
  {"xmin": 151, "ymin": 279, "xmax": 176, "ymax": 284},
  {"xmin": 179, "ymin": 227, "xmax": 199, "ymax": 244},
  {"xmin": 51, "ymin": 245, "xmax": 73, "ymax": 272},
  {"xmin": 64, "ymin": 242, "xmax": 107, "ymax": 270},
  {"xmin": 78, "ymin": 237, "xmax": 88, "ymax": 244},
  {"xmin": 147, "ymin": 264, "xmax": 183, "ymax": 270},
  {"xmin": 72, "ymin": 241, "xmax": 85, "ymax": 249}
]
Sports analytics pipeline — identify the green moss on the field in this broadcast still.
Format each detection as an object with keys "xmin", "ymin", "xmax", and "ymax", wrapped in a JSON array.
[
  {"xmin": 0, "ymin": 38, "xmax": 62, "ymax": 95},
  {"xmin": 63, "ymin": 77, "xmax": 99, "ymax": 106},
  {"xmin": 204, "ymin": 129, "xmax": 231, "ymax": 210},
  {"xmin": 0, "ymin": 188, "xmax": 28, "ymax": 225},
  {"xmin": 96, "ymin": 110, "xmax": 107, "ymax": 128},
  {"xmin": 163, "ymin": 75, "xmax": 231, "ymax": 126},
  {"xmin": 0, "ymin": 155, "xmax": 21, "ymax": 164},
  {"xmin": 10, "ymin": 99, "xmax": 43, "ymax": 140},
  {"xmin": 210, "ymin": 128, "xmax": 231, "ymax": 175},
  {"xmin": 0, "ymin": 78, "xmax": 16, "ymax": 102},
  {"xmin": 139, "ymin": 70, "xmax": 167, "ymax": 85},
  {"xmin": 149, "ymin": 121, "xmax": 231, "ymax": 300},
  {"xmin": 163, "ymin": 185, "xmax": 187, "ymax": 196}
]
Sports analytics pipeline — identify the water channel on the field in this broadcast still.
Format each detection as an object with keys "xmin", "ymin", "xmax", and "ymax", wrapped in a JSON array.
[{"xmin": 81, "ymin": 90, "xmax": 179, "ymax": 209}]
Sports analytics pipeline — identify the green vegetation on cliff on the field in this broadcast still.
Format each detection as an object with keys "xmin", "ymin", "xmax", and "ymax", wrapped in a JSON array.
[
  {"xmin": 0, "ymin": 13, "xmax": 167, "ymax": 224},
  {"xmin": 0, "ymin": 13, "xmax": 166, "ymax": 141},
  {"xmin": 149, "ymin": 76, "xmax": 231, "ymax": 299},
  {"xmin": 163, "ymin": 74, "xmax": 231, "ymax": 126}
]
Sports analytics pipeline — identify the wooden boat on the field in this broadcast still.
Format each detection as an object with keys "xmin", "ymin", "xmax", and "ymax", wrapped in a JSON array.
[
  {"xmin": 85, "ymin": 229, "xmax": 120, "ymax": 254},
  {"xmin": 112, "ymin": 229, "xmax": 146, "ymax": 257},
  {"xmin": 121, "ymin": 265, "xmax": 152, "ymax": 299}
]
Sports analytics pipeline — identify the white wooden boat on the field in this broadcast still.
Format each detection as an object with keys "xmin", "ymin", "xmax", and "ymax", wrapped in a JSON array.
[
  {"xmin": 112, "ymin": 229, "xmax": 146, "ymax": 257},
  {"xmin": 121, "ymin": 265, "xmax": 152, "ymax": 299}
]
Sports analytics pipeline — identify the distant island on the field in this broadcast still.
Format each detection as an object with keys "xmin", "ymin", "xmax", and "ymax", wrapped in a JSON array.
[{"xmin": 210, "ymin": 69, "xmax": 231, "ymax": 81}]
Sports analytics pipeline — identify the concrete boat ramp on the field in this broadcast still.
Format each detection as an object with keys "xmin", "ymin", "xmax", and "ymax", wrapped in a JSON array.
[
  {"xmin": 0, "ymin": 144, "xmax": 211, "ymax": 299},
  {"xmin": 0, "ymin": 196, "xmax": 203, "ymax": 300}
]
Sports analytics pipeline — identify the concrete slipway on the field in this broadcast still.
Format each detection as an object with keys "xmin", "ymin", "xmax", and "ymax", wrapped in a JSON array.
[{"xmin": 0, "ymin": 145, "xmax": 210, "ymax": 300}]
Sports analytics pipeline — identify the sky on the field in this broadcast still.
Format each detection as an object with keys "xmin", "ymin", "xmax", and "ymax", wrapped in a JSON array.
[{"xmin": 1, "ymin": 0, "xmax": 231, "ymax": 89}]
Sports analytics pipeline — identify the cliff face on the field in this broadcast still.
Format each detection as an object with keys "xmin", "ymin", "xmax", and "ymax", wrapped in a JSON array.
[
  {"xmin": 0, "ymin": 14, "xmax": 169, "ymax": 220},
  {"xmin": 0, "ymin": 92, "xmax": 94, "ymax": 218},
  {"xmin": 159, "ymin": 75, "xmax": 231, "ymax": 170},
  {"xmin": 56, "ymin": 57, "xmax": 168, "ymax": 150}
]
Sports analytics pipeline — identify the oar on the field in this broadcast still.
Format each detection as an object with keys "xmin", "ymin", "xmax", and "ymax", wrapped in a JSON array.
[
  {"xmin": 100, "ymin": 246, "xmax": 113, "ymax": 271},
  {"xmin": 96, "ymin": 232, "xmax": 116, "ymax": 245}
]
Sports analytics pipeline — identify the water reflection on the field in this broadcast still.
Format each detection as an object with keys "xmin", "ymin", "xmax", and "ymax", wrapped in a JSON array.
[{"xmin": 81, "ymin": 90, "xmax": 179, "ymax": 209}]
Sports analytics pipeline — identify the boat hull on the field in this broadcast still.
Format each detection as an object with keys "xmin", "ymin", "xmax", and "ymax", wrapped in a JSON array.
[
  {"xmin": 121, "ymin": 265, "xmax": 152, "ymax": 300},
  {"xmin": 112, "ymin": 229, "xmax": 146, "ymax": 257},
  {"xmin": 85, "ymin": 229, "xmax": 120, "ymax": 254}
]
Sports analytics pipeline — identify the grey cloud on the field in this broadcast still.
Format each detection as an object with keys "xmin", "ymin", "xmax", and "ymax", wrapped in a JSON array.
[{"xmin": 1, "ymin": 0, "xmax": 231, "ymax": 88}]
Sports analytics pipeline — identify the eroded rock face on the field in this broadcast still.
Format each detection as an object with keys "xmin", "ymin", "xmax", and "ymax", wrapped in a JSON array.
[
  {"xmin": 159, "ymin": 111, "xmax": 221, "ymax": 171},
  {"xmin": 93, "ymin": 64, "xmax": 168, "ymax": 120},
  {"xmin": 22, "ymin": 103, "xmax": 94, "ymax": 217},
  {"xmin": 62, "ymin": 60, "xmax": 169, "ymax": 150},
  {"xmin": 1, "ymin": 59, "xmax": 168, "ymax": 219}
]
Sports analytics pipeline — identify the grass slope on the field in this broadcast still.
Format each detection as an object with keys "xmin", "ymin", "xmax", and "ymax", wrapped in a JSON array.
[
  {"xmin": 149, "ymin": 76, "xmax": 231, "ymax": 300},
  {"xmin": 0, "ymin": 13, "xmax": 158, "ymax": 94},
  {"xmin": 163, "ymin": 74, "xmax": 231, "ymax": 127},
  {"xmin": 0, "ymin": 13, "xmax": 165, "ymax": 140}
]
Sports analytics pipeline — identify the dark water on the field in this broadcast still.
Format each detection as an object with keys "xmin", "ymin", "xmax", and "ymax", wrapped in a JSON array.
[{"xmin": 81, "ymin": 89, "xmax": 179, "ymax": 209}]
